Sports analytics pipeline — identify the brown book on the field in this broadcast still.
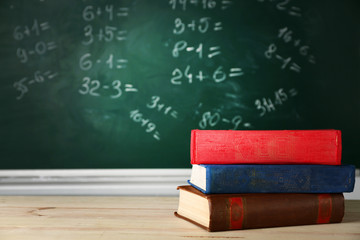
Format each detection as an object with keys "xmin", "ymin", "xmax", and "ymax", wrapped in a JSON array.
[{"xmin": 175, "ymin": 185, "xmax": 344, "ymax": 232}]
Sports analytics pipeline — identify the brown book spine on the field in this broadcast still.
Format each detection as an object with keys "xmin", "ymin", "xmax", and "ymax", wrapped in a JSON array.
[{"xmin": 209, "ymin": 193, "xmax": 344, "ymax": 231}]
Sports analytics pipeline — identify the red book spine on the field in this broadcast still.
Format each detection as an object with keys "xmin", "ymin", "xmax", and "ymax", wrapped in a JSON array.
[{"xmin": 190, "ymin": 130, "xmax": 342, "ymax": 165}]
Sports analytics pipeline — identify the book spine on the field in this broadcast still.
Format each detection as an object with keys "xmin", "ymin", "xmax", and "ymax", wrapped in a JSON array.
[
  {"xmin": 190, "ymin": 129, "xmax": 342, "ymax": 165},
  {"xmin": 201, "ymin": 164, "xmax": 355, "ymax": 194},
  {"xmin": 208, "ymin": 193, "xmax": 344, "ymax": 231},
  {"xmin": 190, "ymin": 129, "xmax": 196, "ymax": 165}
]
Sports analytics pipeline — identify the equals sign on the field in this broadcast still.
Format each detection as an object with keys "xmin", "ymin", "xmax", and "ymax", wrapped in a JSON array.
[
  {"xmin": 229, "ymin": 68, "xmax": 244, "ymax": 77},
  {"xmin": 40, "ymin": 22, "xmax": 50, "ymax": 31},
  {"xmin": 47, "ymin": 42, "xmax": 57, "ymax": 51},
  {"xmin": 117, "ymin": 8, "xmax": 129, "ymax": 17},
  {"xmin": 116, "ymin": 59, "xmax": 128, "ymax": 69},
  {"xmin": 116, "ymin": 30, "xmax": 127, "ymax": 41},
  {"xmin": 221, "ymin": 0, "xmax": 233, "ymax": 10},
  {"xmin": 125, "ymin": 84, "xmax": 138, "ymax": 92},
  {"xmin": 289, "ymin": 63, "xmax": 301, "ymax": 73},
  {"xmin": 213, "ymin": 22, "xmax": 223, "ymax": 31},
  {"xmin": 170, "ymin": 111, "xmax": 178, "ymax": 119},
  {"xmin": 153, "ymin": 131, "xmax": 161, "ymax": 141},
  {"xmin": 208, "ymin": 46, "xmax": 221, "ymax": 59},
  {"xmin": 288, "ymin": 6, "xmax": 302, "ymax": 17},
  {"xmin": 190, "ymin": 0, "xmax": 199, "ymax": 6},
  {"xmin": 288, "ymin": 88, "xmax": 298, "ymax": 97}
]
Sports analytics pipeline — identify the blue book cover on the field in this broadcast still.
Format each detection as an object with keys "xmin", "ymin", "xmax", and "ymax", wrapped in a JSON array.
[{"xmin": 189, "ymin": 164, "xmax": 355, "ymax": 194}]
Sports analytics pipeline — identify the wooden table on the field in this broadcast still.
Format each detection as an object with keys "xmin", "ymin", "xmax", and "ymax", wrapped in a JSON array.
[{"xmin": 0, "ymin": 196, "xmax": 359, "ymax": 240}]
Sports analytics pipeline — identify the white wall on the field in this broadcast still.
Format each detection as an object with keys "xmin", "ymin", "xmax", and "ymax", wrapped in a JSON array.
[{"xmin": 0, "ymin": 169, "xmax": 358, "ymax": 199}]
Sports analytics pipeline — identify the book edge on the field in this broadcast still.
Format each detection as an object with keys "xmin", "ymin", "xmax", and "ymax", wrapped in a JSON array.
[
  {"xmin": 188, "ymin": 180, "xmax": 208, "ymax": 194},
  {"xmin": 190, "ymin": 129, "xmax": 197, "ymax": 164},
  {"xmin": 174, "ymin": 212, "xmax": 212, "ymax": 231},
  {"xmin": 336, "ymin": 130, "xmax": 342, "ymax": 165}
]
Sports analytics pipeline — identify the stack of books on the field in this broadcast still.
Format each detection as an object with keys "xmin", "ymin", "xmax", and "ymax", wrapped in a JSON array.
[{"xmin": 175, "ymin": 130, "xmax": 355, "ymax": 231}]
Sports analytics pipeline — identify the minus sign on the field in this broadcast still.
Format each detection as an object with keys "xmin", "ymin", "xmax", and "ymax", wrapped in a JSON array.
[
  {"xmin": 28, "ymin": 80, "xmax": 35, "ymax": 84},
  {"xmin": 222, "ymin": 118, "xmax": 230, "ymax": 123},
  {"xmin": 28, "ymin": 51, "xmax": 35, "ymax": 55},
  {"xmin": 97, "ymin": 60, "xmax": 101, "ymax": 63},
  {"xmin": 103, "ymin": 85, "xmax": 109, "ymax": 89}
]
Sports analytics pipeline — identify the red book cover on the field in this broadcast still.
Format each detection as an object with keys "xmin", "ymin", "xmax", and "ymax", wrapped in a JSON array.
[{"xmin": 190, "ymin": 130, "xmax": 342, "ymax": 165}]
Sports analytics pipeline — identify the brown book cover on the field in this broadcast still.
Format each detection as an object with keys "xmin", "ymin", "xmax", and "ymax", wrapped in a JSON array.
[{"xmin": 175, "ymin": 185, "xmax": 344, "ymax": 232}]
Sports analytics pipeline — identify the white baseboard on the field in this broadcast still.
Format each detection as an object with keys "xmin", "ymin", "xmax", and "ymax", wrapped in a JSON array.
[
  {"xmin": 0, "ymin": 169, "xmax": 191, "ymax": 196},
  {"xmin": 0, "ymin": 169, "xmax": 358, "ymax": 199}
]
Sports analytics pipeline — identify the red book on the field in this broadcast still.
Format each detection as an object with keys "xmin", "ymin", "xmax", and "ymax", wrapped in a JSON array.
[{"xmin": 190, "ymin": 129, "xmax": 342, "ymax": 165}]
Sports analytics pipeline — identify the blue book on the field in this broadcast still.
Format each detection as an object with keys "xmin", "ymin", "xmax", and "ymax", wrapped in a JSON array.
[{"xmin": 189, "ymin": 164, "xmax": 355, "ymax": 194}]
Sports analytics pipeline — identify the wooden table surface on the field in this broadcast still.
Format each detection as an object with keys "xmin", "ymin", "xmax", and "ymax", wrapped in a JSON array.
[{"xmin": 0, "ymin": 196, "xmax": 359, "ymax": 240}]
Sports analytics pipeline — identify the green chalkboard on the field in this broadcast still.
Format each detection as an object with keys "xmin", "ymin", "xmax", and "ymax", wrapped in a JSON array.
[{"xmin": 0, "ymin": 0, "xmax": 359, "ymax": 169}]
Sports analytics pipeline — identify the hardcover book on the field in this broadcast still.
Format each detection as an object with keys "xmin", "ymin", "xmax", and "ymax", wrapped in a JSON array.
[
  {"xmin": 191, "ymin": 129, "xmax": 342, "ymax": 165},
  {"xmin": 175, "ymin": 185, "xmax": 345, "ymax": 232},
  {"xmin": 189, "ymin": 164, "xmax": 355, "ymax": 194}
]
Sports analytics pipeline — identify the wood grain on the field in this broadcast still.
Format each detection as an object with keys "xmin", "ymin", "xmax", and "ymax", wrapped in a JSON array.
[{"xmin": 0, "ymin": 196, "xmax": 359, "ymax": 240}]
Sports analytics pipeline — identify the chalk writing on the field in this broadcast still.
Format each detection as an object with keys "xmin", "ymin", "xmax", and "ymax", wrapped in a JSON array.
[
  {"xmin": 255, "ymin": 88, "xmax": 298, "ymax": 117},
  {"xmin": 264, "ymin": 26, "xmax": 316, "ymax": 73},
  {"xmin": 173, "ymin": 17, "xmax": 222, "ymax": 35},
  {"xmin": 16, "ymin": 41, "xmax": 57, "ymax": 63},
  {"xmin": 129, "ymin": 109, "xmax": 160, "ymax": 141},
  {"xmin": 257, "ymin": 0, "xmax": 302, "ymax": 17},
  {"xmin": 172, "ymin": 40, "xmax": 221, "ymax": 59},
  {"xmin": 169, "ymin": 0, "xmax": 233, "ymax": 11},
  {"xmin": 264, "ymin": 43, "xmax": 301, "ymax": 73},
  {"xmin": 277, "ymin": 27, "xmax": 316, "ymax": 64},
  {"xmin": 13, "ymin": 19, "xmax": 50, "ymax": 40},
  {"xmin": 146, "ymin": 96, "xmax": 178, "ymax": 119},
  {"xmin": 79, "ymin": 3, "xmax": 131, "ymax": 104},
  {"xmin": 79, "ymin": 53, "xmax": 128, "ymax": 71},
  {"xmin": 82, "ymin": 5, "xmax": 129, "ymax": 22},
  {"xmin": 198, "ymin": 111, "xmax": 252, "ymax": 130},
  {"xmin": 171, "ymin": 65, "xmax": 243, "ymax": 85},
  {"xmin": 12, "ymin": 16, "xmax": 59, "ymax": 100},
  {"xmin": 78, "ymin": 78, "xmax": 137, "ymax": 98},
  {"xmin": 82, "ymin": 25, "xmax": 127, "ymax": 45},
  {"xmin": 13, "ymin": 70, "xmax": 58, "ymax": 100}
]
